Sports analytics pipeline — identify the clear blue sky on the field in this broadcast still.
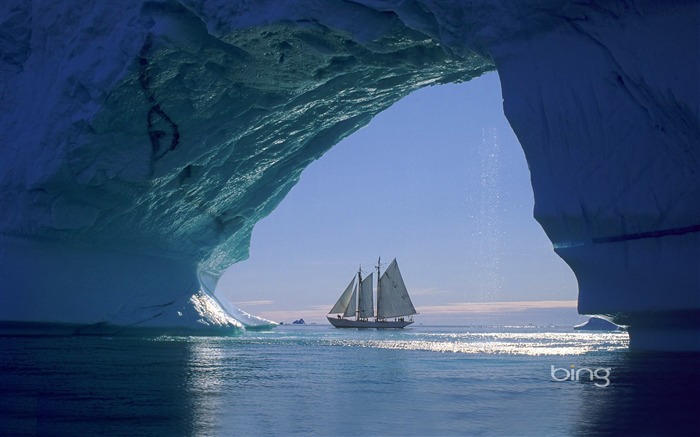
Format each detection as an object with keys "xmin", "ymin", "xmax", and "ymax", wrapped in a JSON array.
[{"xmin": 218, "ymin": 72, "xmax": 579, "ymax": 324}]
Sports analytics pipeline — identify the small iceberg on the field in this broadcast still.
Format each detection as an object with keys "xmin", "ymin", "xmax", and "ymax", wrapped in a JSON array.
[
  {"xmin": 574, "ymin": 316, "xmax": 625, "ymax": 331},
  {"xmin": 227, "ymin": 306, "xmax": 279, "ymax": 331},
  {"xmin": 200, "ymin": 269, "xmax": 278, "ymax": 331}
]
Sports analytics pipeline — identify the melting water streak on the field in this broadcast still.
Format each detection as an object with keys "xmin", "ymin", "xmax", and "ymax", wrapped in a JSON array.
[{"xmin": 475, "ymin": 127, "xmax": 502, "ymax": 299}]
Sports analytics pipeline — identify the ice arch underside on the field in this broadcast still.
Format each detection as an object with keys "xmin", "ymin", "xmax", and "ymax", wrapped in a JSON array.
[{"xmin": 1, "ymin": 1, "xmax": 698, "ymax": 349}]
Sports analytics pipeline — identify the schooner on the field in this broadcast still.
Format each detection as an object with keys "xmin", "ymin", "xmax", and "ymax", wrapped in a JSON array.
[{"xmin": 327, "ymin": 257, "xmax": 417, "ymax": 328}]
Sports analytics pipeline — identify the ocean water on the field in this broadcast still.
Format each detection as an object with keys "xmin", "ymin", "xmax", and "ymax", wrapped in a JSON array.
[{"xmin": 1, "ymin": 325, "xmax": 699, "ymax": 437}]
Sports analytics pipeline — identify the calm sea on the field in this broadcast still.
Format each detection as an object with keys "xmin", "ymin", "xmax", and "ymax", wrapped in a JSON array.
[{"xmin": 1, "ymin": 325, "xmax": 699, "ymax": 437}]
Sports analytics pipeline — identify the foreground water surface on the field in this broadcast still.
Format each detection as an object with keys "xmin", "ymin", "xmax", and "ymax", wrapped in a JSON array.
[{"xmin": 1, "ymin": 325, "xmax": 699, "ymax": 436}]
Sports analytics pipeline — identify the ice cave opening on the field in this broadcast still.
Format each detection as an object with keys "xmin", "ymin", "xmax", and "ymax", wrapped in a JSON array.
[
  {"xmin": 1, "ymin": 0, "xmax": 697, "ymax": 349},
  {"xmin": 217, "ymin": 75, "xmax": 581, "ymax": 327}
]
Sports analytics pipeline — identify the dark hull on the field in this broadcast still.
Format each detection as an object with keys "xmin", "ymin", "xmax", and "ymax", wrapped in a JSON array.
[{"xmin": 326, "ymin": 316, "xmax": 413, "ymax": 328}]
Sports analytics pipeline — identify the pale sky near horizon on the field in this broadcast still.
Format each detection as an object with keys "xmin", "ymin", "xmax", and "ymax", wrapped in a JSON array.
[{"xmin": 217, "ymin": 72, "xmax": 581, "ymax": 325}]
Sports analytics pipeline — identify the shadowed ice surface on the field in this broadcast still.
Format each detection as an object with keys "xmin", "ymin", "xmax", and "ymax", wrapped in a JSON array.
[{"xmin": 1, "ymin": 325, "xmax": 698, "ymax": 436}]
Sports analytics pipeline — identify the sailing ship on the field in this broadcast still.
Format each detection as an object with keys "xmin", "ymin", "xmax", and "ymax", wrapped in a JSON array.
[{"xmin": 327, "ymin": 257, "xmax": 417, "ymax": 328}]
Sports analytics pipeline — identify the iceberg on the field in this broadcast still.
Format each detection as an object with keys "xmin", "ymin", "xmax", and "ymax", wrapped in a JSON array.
[
  {"xmin": 574, "ymin": 317, "xmax": 624, "ymax": 332},
  {"xmin": 1, "ymin": 1, "xmax": 697, "ymax": 348}
]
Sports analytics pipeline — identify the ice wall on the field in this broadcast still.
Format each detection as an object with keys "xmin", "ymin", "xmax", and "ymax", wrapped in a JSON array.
[
  {"xmin": 0, "ymin": 0, "xmax": 491, "ymax": 333},
  {"xmin": 491, "ymin": 1, "xmax": 700, "ymax": 350},
  {"xmin": 1, "ymin": 0, "xmax": 698, "ymax": 347}
]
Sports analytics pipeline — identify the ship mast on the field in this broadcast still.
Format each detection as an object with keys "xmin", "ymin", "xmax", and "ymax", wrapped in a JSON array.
[
  {"xmin": 356, "ymin": 265, "xmax": 362, "ymax": 320},
  {"xmin": 375, "ymin": 256, "xmax": 381, "ymax": 321}
]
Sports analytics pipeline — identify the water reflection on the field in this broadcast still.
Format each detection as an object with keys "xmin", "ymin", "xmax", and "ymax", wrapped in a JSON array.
[
  {"xmin": 573, "ymin": 352, "xmax": 700, "ymax": 436},
  {"xmin": 184, "ymin": 337, "xmax": 279, "ymax": 434},
  {"xmin": 2, "ymin": 332, "xmax": 698, "ymax": 436},
  {"xmin": 0, "ymin": 336, "xmax": 198, "ymax": 436}
]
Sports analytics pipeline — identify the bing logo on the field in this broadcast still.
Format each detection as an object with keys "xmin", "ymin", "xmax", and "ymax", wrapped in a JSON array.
[{"xmin": 550, "ymin": 364, "xmax": 611, "ymax": 387}]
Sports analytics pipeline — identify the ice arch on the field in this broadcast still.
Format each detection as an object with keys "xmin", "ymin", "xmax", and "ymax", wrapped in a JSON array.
[{"xmin": 1, "ymin": 1, "xmax": 697, "ymax": 349}]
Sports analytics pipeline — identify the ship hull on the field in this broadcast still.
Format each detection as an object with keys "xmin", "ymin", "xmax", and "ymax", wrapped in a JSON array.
[{"xmin": 326, "ymin": 316, "xmax": 413, "ymax": 328}]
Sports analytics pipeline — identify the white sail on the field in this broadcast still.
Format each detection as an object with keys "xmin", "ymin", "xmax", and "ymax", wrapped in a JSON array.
[
  {"xmin": 344, "ymin": 283, "xmax": 357, "ymax": 317},
  {"xmin": 377, "ymin": 259, "xmax": 417, "ymax": 319},
  {"xmin": 358, "ymin": 272, "xmax": 374, "ymax": 318},
  {"xmin": 329, "ymin": 276, "xmax": 356, "ymax": 315}
]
